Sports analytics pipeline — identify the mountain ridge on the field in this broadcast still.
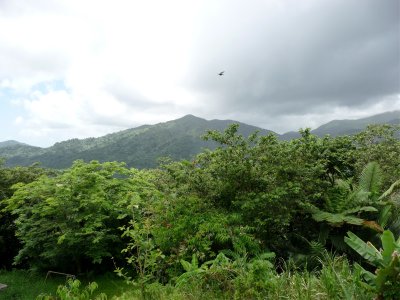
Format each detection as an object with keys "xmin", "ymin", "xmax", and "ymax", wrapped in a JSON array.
[
  {"xmin": 0, "ymin": 114, "xmax": 274, "ymax": 169},
  {"xmin": 1, "ymin": 110, "xmax": 398, "ymax": 169}
]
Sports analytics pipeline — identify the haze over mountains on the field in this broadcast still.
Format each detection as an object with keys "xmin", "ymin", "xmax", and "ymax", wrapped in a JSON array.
[{"xmin": 1, "ymin": 111, "xmax": 399, "ymax": 169}]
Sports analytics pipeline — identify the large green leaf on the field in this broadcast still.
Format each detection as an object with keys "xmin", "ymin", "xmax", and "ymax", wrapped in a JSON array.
[
  {"xmin": 381, "ymin": 230, "xmax": 398, "ymax": 265},
  {"xmin": 344, "ymin": 231, "xmax": 383, "ymax": 267}
]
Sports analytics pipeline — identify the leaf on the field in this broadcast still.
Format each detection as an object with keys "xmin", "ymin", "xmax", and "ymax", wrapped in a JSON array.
[
  {"xmin": 359, "ymin": 162, "xmax": 382, "ymax": 196},
  {"xmin": 344, "ymin": 231, "xmax": 383, "ymax": 267},
  {"xmin": 312, "ymin": 211, "xmax": 365, "ymax": 226},
  {"xmin": 362, "ymin": 220, "xmax": 384, "ymax": 233},
  {"xmin": 342, "ymin": 206, "xmax": 378, "ymax": 215},
  {"xmin": 191, "ymin": 254, "xmax": 198, "ymax": 269},
  {"xmin": 378, "ymin": 205, "xmax": 392, "ymax": 229},
  {"xmin": 57, "ymin": 234, "xmax": 66, "ymax": 245},
  {"xmin": 375, "ymin": 254, "xmax": 400, "ymax": 291},
  {"xmin": 341, "ymin": 215, "xmax": 365, "ymax": 226},
  {"xmin": 381, "ymin": 230, "xmax": 396, "ymax": 265},
  {"xmin": 379, "ymin": 179, "xmax": 400, "ymax": 200},
  {"xmin": 180, "ymin": 259, "xmax": 193, "ymax": 272},
  {"xmin": 354, "ymin": 262, "xmax": 376, "ymax": 286}
]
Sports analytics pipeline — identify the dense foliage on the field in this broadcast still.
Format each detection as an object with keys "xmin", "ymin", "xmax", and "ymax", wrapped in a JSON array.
[
  {"xmin": 0, "ymin": 160, "xmax": 53, "ymax": 269},
  {"xmin": 1, "ymin": 123, "xmax": 399, "ymax": 299}
]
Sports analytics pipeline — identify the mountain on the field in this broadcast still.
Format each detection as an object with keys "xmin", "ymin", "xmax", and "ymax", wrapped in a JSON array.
[
  {"xmin": 1, "ymin": 111, "xmax": 398, "ymax": 169},
  {"xmin": 311, "ymin": 110, "xmax": 399, "ymax": 137},
  {"xmin": 0, "ymin": 115, "xmax": 274, "ymax": 169},
  {"xmin": 280, "ymin": 110, "xmax": 399, "ymax": 140},
  {"xmin": 0, "ymin": 140, "xmax": 29, "ymax": 148}
]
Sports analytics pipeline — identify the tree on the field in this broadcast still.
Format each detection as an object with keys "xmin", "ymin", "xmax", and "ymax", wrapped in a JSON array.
[
  {"xmin": 0, "ymin": 160, "xmax": 51, "ymax": 269},
  {"xmin": 5, "ymin": 160, "xmax": 155, "ymax": 273},
  {"xmin": 353, "ymin": 124, "xmax": 400, "ymax": 188}
]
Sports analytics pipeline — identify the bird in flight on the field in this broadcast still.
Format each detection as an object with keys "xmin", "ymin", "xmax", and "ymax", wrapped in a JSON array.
[{"xmin": 218, "ymin": 71, "xmax": 225, "ymax": 76}]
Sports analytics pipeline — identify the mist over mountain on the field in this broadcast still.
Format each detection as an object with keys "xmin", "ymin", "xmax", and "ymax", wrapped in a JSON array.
[{"xmin": 1, "ymin": 111, "xmax": 398, "ymax": 169}]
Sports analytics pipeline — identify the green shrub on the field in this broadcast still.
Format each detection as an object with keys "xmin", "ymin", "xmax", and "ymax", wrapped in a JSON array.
[{"xmin": 37, "ymin": 279, "xmax": 107, "ymax": 300}]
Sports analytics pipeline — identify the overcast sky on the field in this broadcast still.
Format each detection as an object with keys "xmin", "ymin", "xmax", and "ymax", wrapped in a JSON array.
[{"xmin": 0, "ymin": 0, "xmax": 399, "ymax": 147}]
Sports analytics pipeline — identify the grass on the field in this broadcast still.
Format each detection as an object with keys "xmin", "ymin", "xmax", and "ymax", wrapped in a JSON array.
[
  {"xmin": 111, "ymin": 255, "xmax": 376, "ymax": 300},
  {"xmin": 0, "ymin": 255, "xmax": 376, "ymax": 300},
  {"xmin": 0, "ymin": 269, "xmax": 131, "ymax": 300},
  {"xmin": 0, "ymin": 269, "xmax": 61, "ymax": 300}
]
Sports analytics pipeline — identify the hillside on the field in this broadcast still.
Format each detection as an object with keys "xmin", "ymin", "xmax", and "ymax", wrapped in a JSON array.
[
  {"xmin": 280, "ymin": 110, "xmax": 399, "ymax": 139},
  {"xmin": 1, "ymin": 111, "xmax": 398, "ymax": 169},
  {"xmin": 311, "ymin": 110, "xmax": 399, "ymax": 137},
  {"xmin": 0, "ymin": 140, "xmax": 29, "ymax": 148},
  {"xmin": 0, "ymin": 115, "xmax": 273, "ymax": 169}
]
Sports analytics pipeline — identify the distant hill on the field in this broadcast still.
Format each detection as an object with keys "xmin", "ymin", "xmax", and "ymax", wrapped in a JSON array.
[
  {"xmin": 0, "ymin": 140, "xmax": 29, "ymax": 148},
  {"xmin": 280, "ymin": 110, "xmax": 399, "ymax": 140},
  {"xmin": 1, "ymin": 111, "xmax": 398, "ymax": 169},
  {"xmin": 311, "ymin": 110, "xmax": 399, "ymax": 137},
  {"xmin": 0, "ymin": 115, "xmax": 273, "ymax": 169}
]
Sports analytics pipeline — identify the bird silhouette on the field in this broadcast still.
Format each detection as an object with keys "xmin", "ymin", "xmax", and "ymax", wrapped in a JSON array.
[{"xmin": 218, "ymin": 71, "xmax": 225, "ymax": 76}]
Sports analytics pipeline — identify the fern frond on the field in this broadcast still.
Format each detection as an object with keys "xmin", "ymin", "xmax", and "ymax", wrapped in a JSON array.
[
  {"xmin": 318, "ymin": 224, "xmax": 330, "ymax": 245},
  {"xmin": 309, "ymin": 240, "xmax": 326, "ymax": 262},
  {"xmin": 359, "ymin": 162, "xmax": 382, "ymax": 196},
  {"xmin": 342, "ymin": 206, "xmax": 378, "ymax": 215},
  {"xmin": 378, "ymin": 205, "xmax": 392, "ymax": 229},
  {"xmin": 330, "ymin": 192, "xmax": 350, "ymax": 213},
  {"xmin": 336, "ymin": 179, "xmax": 351, "ymax": 191},
  {"xmin": 348, "ymin": 190, "xmax": 370, "ymax": 206},
  {"xmin": 330, "ymin": 234, "xmax": 348, "ymax": 251}
]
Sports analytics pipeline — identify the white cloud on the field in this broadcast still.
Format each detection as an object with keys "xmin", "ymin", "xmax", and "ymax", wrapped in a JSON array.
[
  {"xmin": 0, "ymin": 0, "xmax": 202, "ymax": 144},
  {"xmin": 0, "ymin": 0, "xmax": 398, "ymax": 146}
]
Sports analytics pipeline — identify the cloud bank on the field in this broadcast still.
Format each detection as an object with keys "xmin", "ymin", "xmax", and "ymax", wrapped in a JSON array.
[{"xmin": 0, "ymin": 0, "xmax": 398, "ymax": 146}]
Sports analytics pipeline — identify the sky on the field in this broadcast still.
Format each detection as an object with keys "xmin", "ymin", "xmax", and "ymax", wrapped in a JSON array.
[{"xmin": 0, "ymin": 0, "xmax": 399, "ymax": 147}]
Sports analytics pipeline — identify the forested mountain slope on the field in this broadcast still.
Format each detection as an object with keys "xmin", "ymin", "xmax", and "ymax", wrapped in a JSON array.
[
  {"xmin": 0, "ymin": 115, "xmax": 273, "ymax": 169},
  {"xmin": 1, "ymin": 111, "xmax": 398, "ymax": 169}
]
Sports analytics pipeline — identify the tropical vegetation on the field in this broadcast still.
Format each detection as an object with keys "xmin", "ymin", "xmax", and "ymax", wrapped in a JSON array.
[{"xmin": 0, "ymin": 123, "xmax": 399, "ymax": 299}]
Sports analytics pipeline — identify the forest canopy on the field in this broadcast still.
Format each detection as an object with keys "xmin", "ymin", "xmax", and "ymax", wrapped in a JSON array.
[{"xmin": 1, "ymin": 124, "xmax": 399, "ymax": 299}]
